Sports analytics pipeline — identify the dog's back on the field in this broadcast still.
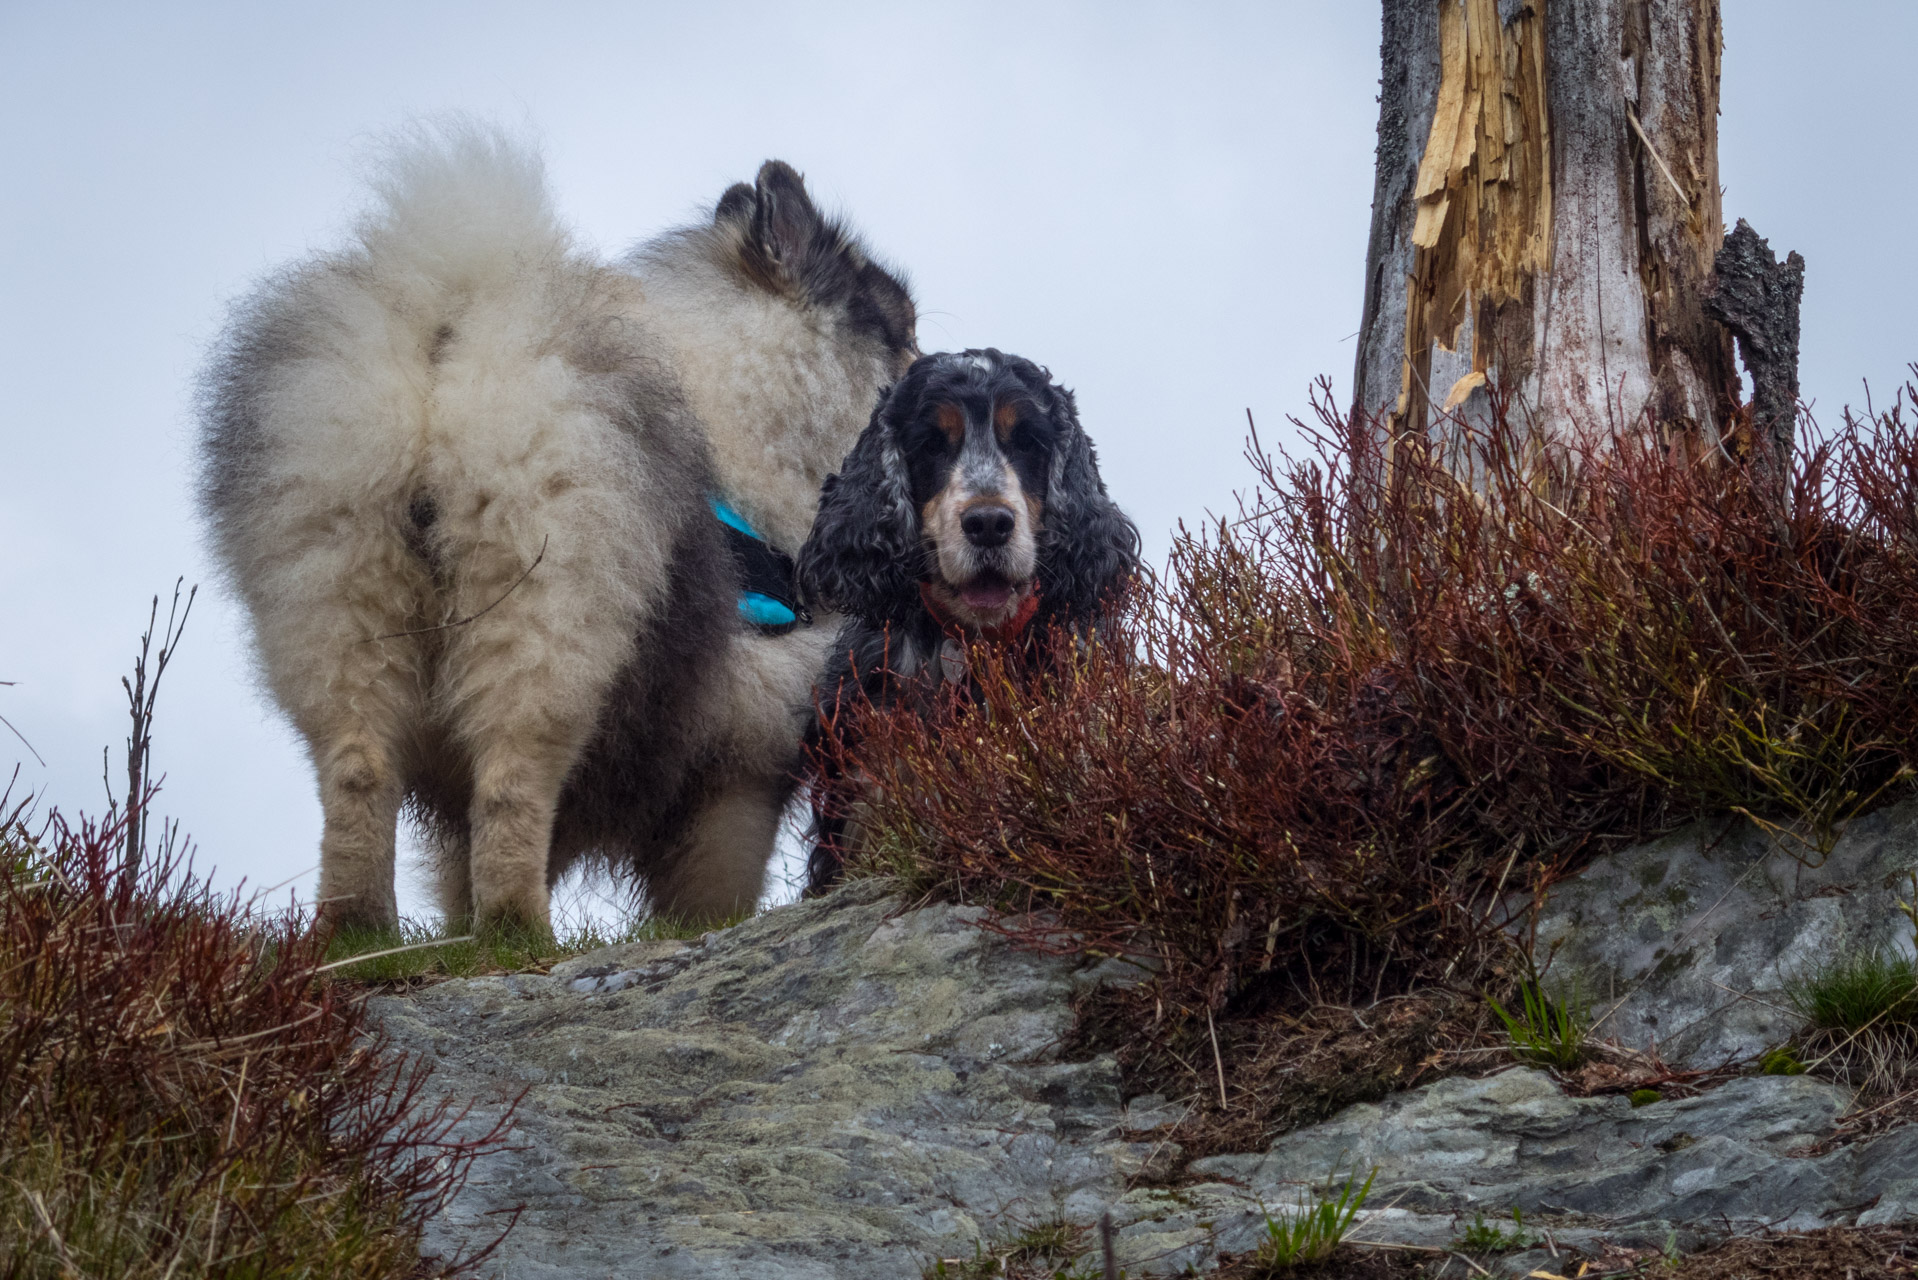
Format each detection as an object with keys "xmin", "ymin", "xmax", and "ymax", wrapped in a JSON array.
[{"xmin": 200, "ymin": 123, "xmax": 914, "ymax": 931}]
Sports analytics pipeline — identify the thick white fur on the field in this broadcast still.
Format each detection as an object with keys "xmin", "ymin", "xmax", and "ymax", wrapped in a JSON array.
[
  {"xmin": 631, "ymin": 236, "xmax": 900, "ymax": 554},
  {"xmin": 653, "ymin": 629, "xmax": 834, "ymax": 909},
  {"xmin": 205, "ymin": 124, "xmax": 886, "ymax": 930}
]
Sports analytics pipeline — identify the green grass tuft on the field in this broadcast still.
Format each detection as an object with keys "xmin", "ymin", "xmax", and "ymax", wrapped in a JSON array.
[
  {"xmin": 1488, "ymin": 977, "xmax": 1588, "ymax": 1071},
  {"xmin": 1786, "ymin": 947, "xmax": 1918, "ymax": 1034},
  {"xmin": 1781, "ymin": 941, "xmax": 1918, "ymax": 1098},
  {"xmin": 321, "ymin": 907, "xmax": 747, "ymax": 984},
  {"xmin": 1452, "ymin": 1208, "xmax": 1536, "ymax": 1253},
  {"xmin": 1251, "ymin": 1168, "xmax": 1375, "ymax": 1273},
  {"xmin": 999, "ymin": 1221, "xmax": 1081, "ymax": 1263}
]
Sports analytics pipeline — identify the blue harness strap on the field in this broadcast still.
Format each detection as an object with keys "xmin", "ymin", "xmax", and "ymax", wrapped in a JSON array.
[
  {"xmin": 738, "ymin": 593, "xmax": 799, "ymax": 628},
  {"xmin": 708, "ymin": 496, "xmax": 758, "ymax": 538},
  {"xmin": 708, "ymin": 496, "xmax": 808, "ymax": 633}
]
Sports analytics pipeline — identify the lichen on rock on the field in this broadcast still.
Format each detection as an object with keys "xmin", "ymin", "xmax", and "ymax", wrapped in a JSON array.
[{"xmin": 1532, "ymin": 797, "xmax": 1918, "ymax": 1069}]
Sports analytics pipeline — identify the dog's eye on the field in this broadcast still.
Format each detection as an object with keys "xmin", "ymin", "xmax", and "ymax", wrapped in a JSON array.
[
  {"xmin": 907, "ymin": 420, "xmax": 954, "ymax": 455},
  {"xmin": 1007, "ymin": 422, "xmax": 1047, "ymax": 455}
]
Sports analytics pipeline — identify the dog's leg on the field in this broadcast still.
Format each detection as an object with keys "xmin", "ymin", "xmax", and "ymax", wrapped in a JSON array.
[
  {"xmin": 442, "ymin": 647, "xmax": 599, "ymax": 934},
  {"xmin": 256, "ymin": 538, "xmax": 432, "ymax": 934},
  {"xmin": 649, "ymin": 778, "xmax": 785, "ymax": 925},
  {"xmin": 425, "ymin": 823, "xmax": 474, "ymax": 928},
  {"xmin": 436, "ymin": 530, "xmax": 645, "ymax": 934},
  {"xmin": 647, "ymin": 627, "xmax": 830, "ymax": 921},
  {"xmin": 311, "ymin": 721, "xmax": 410, "ymax": 932},
  {"xmin": 464, "ymin": 733, "xmax": 578, "ymax": 932}
]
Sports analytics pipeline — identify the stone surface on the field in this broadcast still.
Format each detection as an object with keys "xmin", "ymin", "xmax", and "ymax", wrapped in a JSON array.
[
  {"xmin": 378, "ymin": 881, "xmax": 1166, "ymax": 1279},
  {"xmin": 1169, "ymin": 1068, "xmax": 1918, "ymax": 1274},
  {"xmin": 383, "ymin": 833, "xmax": 1918, "ymax": 1278},
  {"xmin": 1533, "ymin": 798, "xmax": 1918, "ymax": 1067}
]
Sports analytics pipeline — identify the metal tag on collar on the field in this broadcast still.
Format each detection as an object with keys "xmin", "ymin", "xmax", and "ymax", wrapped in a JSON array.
[{"xmin": 939, "ymin": 637, "xmax": 967, "ymax": 684}]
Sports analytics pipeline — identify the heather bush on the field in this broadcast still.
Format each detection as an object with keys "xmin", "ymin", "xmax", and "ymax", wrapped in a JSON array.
[
  {"xmin": 821, "ymin": 376, "xmax": 1918, "ymax": 1057},
  {"xmin": 0, "ymin": 798, "xmax": 512, "ymax": 1279}
]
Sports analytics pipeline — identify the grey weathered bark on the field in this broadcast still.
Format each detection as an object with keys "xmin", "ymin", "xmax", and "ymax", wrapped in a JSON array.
[{"xmin": 1353, "ymin": 0, "xmax": 1743, "ymax": 459}]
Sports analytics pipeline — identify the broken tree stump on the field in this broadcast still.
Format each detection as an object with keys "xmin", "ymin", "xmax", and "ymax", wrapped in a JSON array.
[{"xmin": 1706, "ymin": 217, "xmax": 1806, "ymax": 491}]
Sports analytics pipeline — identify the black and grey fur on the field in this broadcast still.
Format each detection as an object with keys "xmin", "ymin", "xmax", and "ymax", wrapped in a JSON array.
[
  {"xmin": 198, "ymin": 122, "xmax": 915, "ymax": 931},
  {"xmin": 796, "ymin": 349, "xmax": 1140, "ymax": 890}
]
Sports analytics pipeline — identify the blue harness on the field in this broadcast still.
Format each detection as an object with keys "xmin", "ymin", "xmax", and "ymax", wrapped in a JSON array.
[{"xmin": 708, "ymin": 496, "xmax": 809, "ymax": 633}]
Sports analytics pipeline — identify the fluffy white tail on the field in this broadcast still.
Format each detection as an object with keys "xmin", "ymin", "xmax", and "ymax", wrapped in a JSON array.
[{"xmin": 356, "ymin": 119, "xmax": 569, "ymax": 301}]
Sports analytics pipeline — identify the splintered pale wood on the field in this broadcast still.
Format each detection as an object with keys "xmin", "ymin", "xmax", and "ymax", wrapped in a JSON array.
[
  {"xmin": 1356, "ymin": 0, "xmax": 1739, "ymax": 455},
  {"xmin": 1399, "ymin": 0, "xmax": 1551, "ymax": 430}
]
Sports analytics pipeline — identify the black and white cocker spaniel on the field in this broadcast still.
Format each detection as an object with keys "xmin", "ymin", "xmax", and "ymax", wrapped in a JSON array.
[{"xmin": 795, "ymin": 348, "xmax": 1141, "ymax": 889}]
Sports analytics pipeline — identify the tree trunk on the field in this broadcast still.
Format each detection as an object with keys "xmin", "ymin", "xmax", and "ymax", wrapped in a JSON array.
[{"xmin": 1352, "ymin": 0, "xmax": 1741, "ymax": 459}]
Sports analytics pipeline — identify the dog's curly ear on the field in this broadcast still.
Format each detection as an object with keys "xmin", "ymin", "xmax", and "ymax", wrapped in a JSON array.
[
  {"xmin": 797, "ymin": 400, "xmax": 922, "ymax": 626},
  {"xmin": 1039, "ymin": 385, "xmax": 1142, "ymax": 624}
]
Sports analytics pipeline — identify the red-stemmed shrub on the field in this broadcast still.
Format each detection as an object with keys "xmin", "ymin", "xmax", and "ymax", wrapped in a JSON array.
[
  {"xmin": 818, "ymin": 377, "xmax": 1918, "ymax": 1039},
  {"xmin": 0, "ymin": 798, "xmax": 514, "ymax": 1279}
]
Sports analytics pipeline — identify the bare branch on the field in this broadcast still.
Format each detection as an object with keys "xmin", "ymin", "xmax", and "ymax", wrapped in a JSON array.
[
  {"xmin": 0, "ymin": 681, "xmax": 45, "ymax": 768},
  {"xmin": 366, "ymin": 536, "xmax": 548, "ymax": 643}
]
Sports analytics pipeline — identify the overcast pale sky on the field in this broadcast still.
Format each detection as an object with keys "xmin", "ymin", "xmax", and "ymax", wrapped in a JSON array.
[{"xmin": 3, "ymin": 2, "xmax": 1913, "ymax": 919}]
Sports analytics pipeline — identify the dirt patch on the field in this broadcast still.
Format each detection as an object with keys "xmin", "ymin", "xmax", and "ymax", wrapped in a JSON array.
[
  {"xmin": 1811, "ymin": 1083, "xmax": 1918, "ymax": 1153},
  {"xmin": 1660, "ymin": 1226, "xmax": 1918, "ymax": 1278},
  {"xmin": 1212, "ymin": 1243, "xmax": 1435, "ymax": 1278},
  {"xmin": 1076, "ymin": 987, "xmax": 1501, "ymax": 1167}
]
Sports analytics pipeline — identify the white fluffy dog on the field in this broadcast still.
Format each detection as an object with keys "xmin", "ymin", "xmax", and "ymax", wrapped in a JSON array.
[{"xmin": 198, "ymin": 123, "xmax": 915, "ymax": 931}]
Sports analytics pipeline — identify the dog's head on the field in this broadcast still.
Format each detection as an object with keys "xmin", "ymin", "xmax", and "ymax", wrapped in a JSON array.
[
  {"xmin": 631, "ymin": 160, "xmax": 920, "ymax": 552},
  {"xmin": 709, "ymin": 160, "xmax": 918, "ymax": 373},
  {"xmin": 798, "ymin": 349, "xmax": 1140, "ymax": 633}
]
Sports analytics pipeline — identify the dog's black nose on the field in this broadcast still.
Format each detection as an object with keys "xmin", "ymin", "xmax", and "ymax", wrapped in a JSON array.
[{"xmin": 961, "ymin": 503, "xmax": 1016, "ymax": 548}]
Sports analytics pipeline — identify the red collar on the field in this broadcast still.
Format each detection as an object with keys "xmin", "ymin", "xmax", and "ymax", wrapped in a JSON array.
[{"xmin": 919, "ymin": 580, "xmax": 1042, "ymax": 643}]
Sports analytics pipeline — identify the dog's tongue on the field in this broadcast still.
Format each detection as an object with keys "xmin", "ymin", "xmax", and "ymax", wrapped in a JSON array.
[{"xmin": 960, "ymin": 578, "xmax": 1014, "ymax": 611}]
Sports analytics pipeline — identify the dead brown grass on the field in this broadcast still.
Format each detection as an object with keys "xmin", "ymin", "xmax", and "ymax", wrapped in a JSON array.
[
  {"xmin": 1657, "ymin": 1226, "xmax": 1918, "ymax": 1279},
  {"xmin": 1077, "ymin": 988, "xmax": 1499, "ymax": 1166}
]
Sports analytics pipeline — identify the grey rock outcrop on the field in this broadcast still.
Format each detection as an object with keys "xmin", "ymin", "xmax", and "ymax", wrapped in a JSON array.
[
  {"xmin": 1533, "ymin": 797, "xmax": 1918, "ymax": 1067},
  {"xmin": 376, "ymin": 881, "xmax": 1163, "ymax": 1279},
  {"xmin": 381, "ymin": 804, "xmax": 1918, "ymax": 1276},
  {"xmin": 1168, "ymin": 1068, "xmax": 1918, "ymax": 1275}
]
